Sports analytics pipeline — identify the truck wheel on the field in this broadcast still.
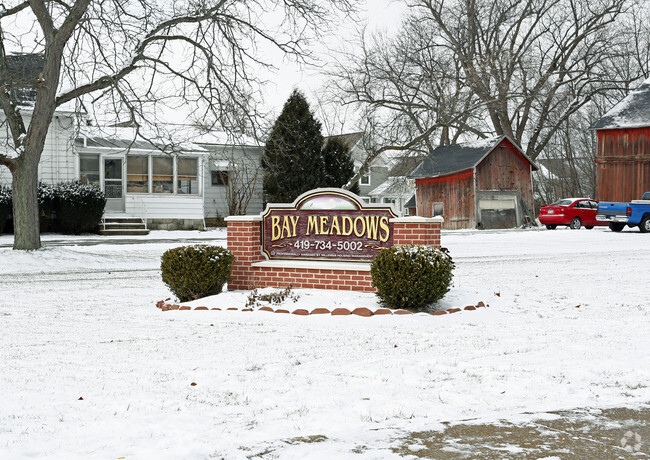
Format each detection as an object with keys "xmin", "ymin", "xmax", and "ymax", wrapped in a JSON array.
[
  {"xmin": 545, "ymin": 224, "xmax": 557, "ymax": 230},
  {"xmin": 640, "ymin": 216, "xmax": 650, "ymax": 233},
  {"xmin": 569, "ymin": 217, "xmax": 581, "ymax": 229},
  {"xmin": 609, "ymin": 222, "xmax": 625, "ymax": 232}
]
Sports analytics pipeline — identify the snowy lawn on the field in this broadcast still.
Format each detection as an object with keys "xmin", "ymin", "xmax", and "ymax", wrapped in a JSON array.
[{"xmin": 0, "ymin": 226, "xmax": 648, "ymax": 459}]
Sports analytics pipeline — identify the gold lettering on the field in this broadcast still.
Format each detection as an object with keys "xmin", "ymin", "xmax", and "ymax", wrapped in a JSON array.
[
  {"xmin": 329, "ymin": 216, "xmax": 341, "ymax": 235},
  {"xmin": 289, "ymin": 215, "xmax": 300, "ymax": 237},
  {"xmin": 365, "ymin": 216, "xmax": 379, "ymax": 240},
  {"xmin": 353, "ymin": 216, "xmax": 366, "ymax": 237},
  {"xmin": 319, "ymin": 216, "xmax": 329, "ymax": 235},
  {"xmin": 307, "ymin": 215, "xmax": 319, "ymax": 235},
  {"xmin": 342, "ymin": 216, "xmax": 353, "ymax": 236},
  {"xmin": 379, "ymin": 216, "xmax": 390, "ymax": 242},
  {"xmin": 271, "ymin": 216, "xmax": 281, "ymax": 241},
  {"xmin": 281, "ymin": 216, "xmax": 292, "ymax": 239}
]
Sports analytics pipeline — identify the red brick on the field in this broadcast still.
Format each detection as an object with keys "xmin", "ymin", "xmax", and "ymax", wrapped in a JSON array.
[
  {"xmin": 431, "ymin": 310, "xmax": 447, "ymax": 316},
  {"xmin": 179, "ymin": 306, "xmax": 191, "ymax": 311},
  {"xmin": 464, "ymin": 306, "xmax": 476, "ymax": 311},
  {"xmin": 275, "ymin": 309, "xmax": 290, "ymax": 314},
  {"xmin": 393, "ymin": 309, "xmax": 412, "ymax": 315},
  {"xmin": 194, "ymin": 306, "xmax": 209, "ymax": 311},
  {"xmin": 351, "ymin": 307, "xmax": 373, "ymax": 317},
  {"xmin": 373, "ymin": 308, "xmax": 392, "ymax": 315},
  {"xmin": 331, "ymin": 308, "xmax": 351, "ymax": 316},
  {"xmin": 447, "ymin": 308, "xmax": 461, "ymax": 314},
  {"xmin": 311, "ymin": 308, "xmax": 330, "ymax": 315},
  {"xmin": 259, "ymin": 306, "xmax": 274, "ymax": 312},
  {"xmin": 292, "ymin": 309, "xmax": 310, "ymax": 316}
]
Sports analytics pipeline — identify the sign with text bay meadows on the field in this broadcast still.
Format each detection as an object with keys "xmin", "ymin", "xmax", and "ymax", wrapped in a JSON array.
[{"xmin": 261, "ymin": 189, "xmax": 398, "ymax": 262}]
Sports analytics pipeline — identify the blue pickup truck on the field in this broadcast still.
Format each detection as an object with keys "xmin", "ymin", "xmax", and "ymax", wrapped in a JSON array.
[{"xmin": 596, "ymin": 192, "xmax": 650, "ymax": 232}]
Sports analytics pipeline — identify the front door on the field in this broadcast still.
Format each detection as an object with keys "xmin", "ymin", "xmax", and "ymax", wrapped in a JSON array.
[{"xmin": 104, "ymin": 158, "xmax": 125, "ymax": 213}]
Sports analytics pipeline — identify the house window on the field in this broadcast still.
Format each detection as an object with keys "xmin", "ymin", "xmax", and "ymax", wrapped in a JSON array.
[
  {"xmin": 360, "ymin": 173, "xmax": 370, "ymax": 186},
  {"xmin": 211, "ymin": 170, "xmax": 229, "ymax": 186},
  {"xmin": 79, "ymin": 155, "xmax": 100, "ymax": 186},
  {"xmin": 152, "ymin": 156, "xmax": 173, "ymax": 194},
  {"xmin": 178, "ymin": 158, "xmax": 198, "ymax": 194},
  {"xmin": 432, "ymin": 202, "xmax": 444, "ymax": 217},
  {"xmin": 127, "ymin": 156, "xmax": 149, "ymax": 193}
]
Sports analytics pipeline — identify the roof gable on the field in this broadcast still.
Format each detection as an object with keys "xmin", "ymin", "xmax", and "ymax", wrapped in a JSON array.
[
  {"xmin": 410, "ymin": 136, "xmax": 536, "ymax": 179},
  {"xmin": 590, "ymin": 78, "xmax": 650, "ymax": 130}
]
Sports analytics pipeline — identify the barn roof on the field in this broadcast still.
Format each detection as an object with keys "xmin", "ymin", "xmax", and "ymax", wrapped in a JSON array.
[
  {"xmin": 590, "ymin": 78, "xmax": 650, "ymax": 130},
  {"xmin": 409, "ymin": 135, "xmax": 536, "ymax": 179}
]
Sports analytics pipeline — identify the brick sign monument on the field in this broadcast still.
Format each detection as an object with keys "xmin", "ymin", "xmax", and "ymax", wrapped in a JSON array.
[{"xmin": 226, "ymin": 188, "xmax": 443, "ymax": 292}]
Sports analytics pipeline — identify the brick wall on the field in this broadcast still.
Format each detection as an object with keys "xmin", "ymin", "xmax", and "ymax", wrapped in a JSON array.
[{"xmin": 225, "ymin": 215, "xmax": 442, "ymax": 292}]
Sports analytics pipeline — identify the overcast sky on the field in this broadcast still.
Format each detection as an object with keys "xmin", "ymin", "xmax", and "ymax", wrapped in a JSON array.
[{"xmin": 261, "ymin": 0, "xmax": 406, "ymax": 119}]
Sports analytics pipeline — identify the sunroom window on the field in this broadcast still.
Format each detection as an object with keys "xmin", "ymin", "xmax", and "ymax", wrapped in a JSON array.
[
  {"xmin": 153, "ymin": 156, "xmax": 173, "ymax": 194},
  {"xmin": 79, "ymin": 155, "xmax": 100, "ymax": 186},
  {"xmin": 127, "ymin": 156, "xmax": 148, "ymax": 193},
  {"xmin": 178, "ymin": 158, "xmax": 198, "ymax": 194}
]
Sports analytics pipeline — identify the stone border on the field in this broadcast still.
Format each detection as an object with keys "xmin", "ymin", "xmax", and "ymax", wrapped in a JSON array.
[{"xmin": 155, "ymin": 299, "xmax": 488, "ymax": 316}]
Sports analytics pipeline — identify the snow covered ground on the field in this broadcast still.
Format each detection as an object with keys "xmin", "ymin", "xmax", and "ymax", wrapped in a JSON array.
[{"xmin": 1, "ymin": 226, "xmax": 648, "ymax": 459}]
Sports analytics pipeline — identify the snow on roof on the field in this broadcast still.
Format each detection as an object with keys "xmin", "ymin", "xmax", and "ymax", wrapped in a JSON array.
[
  {"xmin": 78, "ymin": 126, "xmax": 208, "ymax": 154},
  {"xmin": 368, "ymin": 176, "xmax": 414, "ymax": 197},
  {"xmin": 590, "ymin": 78, "xmax": 650, "ymax": 130}
]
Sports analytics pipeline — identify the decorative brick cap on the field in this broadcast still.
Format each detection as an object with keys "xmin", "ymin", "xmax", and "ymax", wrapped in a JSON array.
[
  {"xmin": 224, "ymin": 215, "xmax": 262, "ymax": 222},
  {"xmin": 390, "ymin": 216, "xmax": 444, "ymax": 223}
]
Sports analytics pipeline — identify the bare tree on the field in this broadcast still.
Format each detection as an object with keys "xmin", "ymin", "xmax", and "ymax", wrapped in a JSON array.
[
  {"xmin": 330, "ymin": 0, "xmax": 650, "ymax": 189},
  {"xmin": 0, "ymin": 0, "xmax": 354, "ymax": 250}
]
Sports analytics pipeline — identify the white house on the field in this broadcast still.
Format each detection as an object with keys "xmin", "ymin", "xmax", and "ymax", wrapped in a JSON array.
[
  {"xmin": 325, "ymin": 132, "xmax": 391, "ymax": 203},
  {"xmin": 0, "ymin": 110, "xmax": 266, "ymax": 230}
]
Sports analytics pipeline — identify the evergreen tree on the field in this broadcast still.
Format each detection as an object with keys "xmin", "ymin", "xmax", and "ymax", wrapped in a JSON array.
[
  {"xmin": 321, "ymin": 137, "xmax": 360, "ymax": 195},
  {"xmin": 263, "ymin": 90, "xmax": 325, "ymax": 203}
]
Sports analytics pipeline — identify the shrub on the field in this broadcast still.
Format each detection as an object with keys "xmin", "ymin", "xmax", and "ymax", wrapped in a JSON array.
[
  {"xmin": 38, "ymin": 182, "xmax": 56, "ymax": 231},
  {"xmin": 370, "ymin": 245, "xmax": 454, "ymax": 311},
  {"xmin": 161, "ymin": 245, "xmax": 234, "ymax": 302},
  {"xmin": 0, "ymin": 185, "xmax": 11, "ymax": 233},
  {"xmin": 54, "ymin": 180, "xmax": 106, "ymax": 234}
]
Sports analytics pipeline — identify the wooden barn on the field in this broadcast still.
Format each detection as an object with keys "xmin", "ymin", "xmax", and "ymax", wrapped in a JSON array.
[
  {"xmin": 590, "ymin": 78, "xmax": 650, "ymax": 202},
  {"xmin": 409, "ymin": 136, "xmax": 537, "ymax": 229}
]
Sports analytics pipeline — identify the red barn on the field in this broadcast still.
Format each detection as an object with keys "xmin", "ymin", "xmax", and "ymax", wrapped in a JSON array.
[
  {"xmin": 591, "ymin": 78, "xmax": 650, "ymax": 202},
  {"xmin": 409, "ymin": 136, "xmax": 537, "ymax": 230}
]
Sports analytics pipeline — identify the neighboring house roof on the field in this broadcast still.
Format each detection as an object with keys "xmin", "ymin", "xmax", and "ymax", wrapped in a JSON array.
[
  {"xmin": 409, "ymin": 135, "xmax": 536, "ymax": 178},
  {"xmin": 6, "ymin": 52, "xmax": 43, "ymax": 105},
  {"xmin": 405, "ymin": 195, "xmax": 416, "ymax": 208},
  {"xmin": 389, "ymin": 155, "xmax": 427, "ymax": 177},
  {"xmin": 325, "ymin": 132, "xmax": 364, "ymax": 150},
  {"xmin": 368, "ymin": 176, "xmax": 413, "ymax": 198},
  {"xmin": 590, "ymin": 78, "xmax": 650, "ymax": 130}
]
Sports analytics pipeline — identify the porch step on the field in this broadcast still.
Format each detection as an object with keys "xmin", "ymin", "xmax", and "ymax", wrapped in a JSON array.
[{"xmin": 100, "ymin": 217, "xmax": 149, "ymax": 236}]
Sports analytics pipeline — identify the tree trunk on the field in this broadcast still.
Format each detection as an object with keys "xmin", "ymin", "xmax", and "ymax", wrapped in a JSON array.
[{"xmin": 11, "ymin": 156, "xmax": 41, "ymax": 250}]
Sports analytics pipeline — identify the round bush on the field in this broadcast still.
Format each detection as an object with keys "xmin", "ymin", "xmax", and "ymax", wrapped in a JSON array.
[
  {"xmin": 161, "ymin": 245, "xmax": 234, "ymax": 302},
  {"xmin": 370, "ymin": 245, "xmax": 454, "ymax": 311}
]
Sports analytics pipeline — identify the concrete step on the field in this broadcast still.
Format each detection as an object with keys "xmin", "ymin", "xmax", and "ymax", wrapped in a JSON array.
[
  {"xmin": 99, "ymin": 228, "xmax": 150, "ymax": 236},
  {"xmin": 102, "ymin": 217, "xmax": 149, "ymax": 235}
]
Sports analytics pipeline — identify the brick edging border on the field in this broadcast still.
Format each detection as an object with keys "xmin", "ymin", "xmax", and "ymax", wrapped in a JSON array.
[{"xmin": 155, "ymin": 299, "xmax": 488, "ymax": 316}]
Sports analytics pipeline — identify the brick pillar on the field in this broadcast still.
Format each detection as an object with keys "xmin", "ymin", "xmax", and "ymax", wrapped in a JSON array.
[
  {"xmin": 391, "ymin": 216, "xmax": 443, "ymax": 248},
  {"xmin": 225, "ymin": 215, "xmax": 264, "ymax": 290}
]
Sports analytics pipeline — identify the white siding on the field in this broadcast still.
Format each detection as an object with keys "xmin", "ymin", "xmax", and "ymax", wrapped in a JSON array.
[
  {"xmin": 201, "ymin": 144, "xmax": 264, "ymax": 218},
  {"xmin": 0, "ymin": 112, "xmax": 78, "ymax": 187},
  {"xmin": 123, "ymin": 194, "xmax": 204, "ymax": 219}
]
